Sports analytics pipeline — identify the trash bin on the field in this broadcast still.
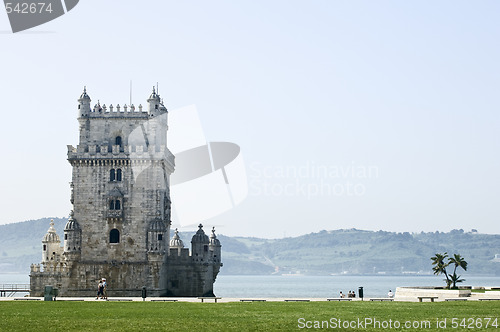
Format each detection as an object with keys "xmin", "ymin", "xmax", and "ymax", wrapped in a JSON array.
[
  {"xmin": 358, "ymin": 287, "xmax": 364, "ymax": 300},
  {"xmin": 142, "ymin": 286, "xmax": 147, "ymax": 301},
  {"xmin": 44, "ymin": 286, "xmax": 53, "ymax": 301}
]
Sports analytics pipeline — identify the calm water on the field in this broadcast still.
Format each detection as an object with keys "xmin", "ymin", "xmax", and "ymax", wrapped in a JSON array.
[
  {"xmin": 2, "ymin": 274, "xmax": 498, "ymax": 298},
  {"xmin": 214, "ymin": 275, "xmax": 500, "ymax": 298}
]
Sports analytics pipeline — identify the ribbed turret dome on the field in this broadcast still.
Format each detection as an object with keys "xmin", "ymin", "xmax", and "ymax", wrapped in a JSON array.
[
  {"xmin": 64, "ymin": 213, "xmax": 80, "ymax": 231},
  {"xmin": 169, "ymin": 228, "xmax": 184, "ymax": 248},
  {"xmin": 79, "ymin": 86, "xmax": 90, "ymax": 100},
  {"xmin": 149, "ymin": 219, "xmax": 166, "ymax": 232},
  {"xmin": 191, "ymin": 224, "xmax": 209, "ymax": 244},
  {"xmin": 148, "ymin": 86, "xmax": 160, "ymax": 101},
  {"xmin": 209, "ymin": 227, "xmax": 220, "ymax": 246},
  {"xmin": 43, "ymin": 220, "xmax": 60, "ymax": 242}
]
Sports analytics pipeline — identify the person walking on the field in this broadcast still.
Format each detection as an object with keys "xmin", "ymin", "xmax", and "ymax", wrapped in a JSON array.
[
  {"xmin": 96, "ymin": 280, "xmax": 104, "ymax": 299},
  {"xmin": 102, "ymin": 278, "xmax": 108, "ymax": 300}
]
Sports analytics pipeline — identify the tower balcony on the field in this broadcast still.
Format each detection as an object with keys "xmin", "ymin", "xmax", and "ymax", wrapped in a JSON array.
[{"xmin": 106, "ymin": 210, "xmax": 123, "ymax": 220}]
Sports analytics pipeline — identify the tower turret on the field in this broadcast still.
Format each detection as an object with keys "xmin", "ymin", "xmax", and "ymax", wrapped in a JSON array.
[
  {"xmin": 169, "ymin": 228, "xmax": 184, "ymax": 255},
  {"xmin": 147, "ymin": 212, "xmax": 167, "ymax": 254},
  {"xmin": 170, "ymin": 228, "xmax": 184, "ymax": 248},
  {"xmin": 147, "ymin": 86, "xmax": 167, "ymax": 116},
  {"xmin": 209, "ymin": 227, "xmax": 221, "ymax": 263},
  {"xmin": 77, "ymin": 87, "xmax": 91, "ymax": 117},
  {"xmin": 63, "ymin": 211, "xmax": 82, "ymax": 255},
  {"xmin": 209, "ymin": 227, "xmax": 222, "ymax": 281},
  {"xmin": 42, "ymin": 220, "xmax": 62, "ymax": 263},
  {"xmin": 147, "ymin": 86, "xmax": 160, "ymax": 113},
  {"xmin": 191, "ymin": 224, "xmax": 209, "ymax": 262}
]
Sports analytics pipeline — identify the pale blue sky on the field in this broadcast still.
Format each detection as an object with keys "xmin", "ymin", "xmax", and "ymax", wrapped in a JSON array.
[{"xmin": 0, "ymin": 1, "xmax": 499, "ymax": 237}]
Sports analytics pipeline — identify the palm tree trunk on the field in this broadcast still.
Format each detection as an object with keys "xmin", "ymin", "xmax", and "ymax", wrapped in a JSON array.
[
  {"xmin": 452, "ymin": 266, "xmax": 458, "ymax": 289},
  {"xmin": 444, "ymin": 267, "xmax": 450, "ymax": 288}
]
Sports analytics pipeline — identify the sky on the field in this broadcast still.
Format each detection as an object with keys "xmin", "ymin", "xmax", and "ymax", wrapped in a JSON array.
[{"xmin": 0, "ymin": 1, "xmax": 499, "ymax": 238}]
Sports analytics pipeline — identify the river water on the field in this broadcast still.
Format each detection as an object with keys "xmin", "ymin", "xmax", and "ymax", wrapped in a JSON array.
[{"xmin": 2, "ymin": 274, "xmax": 498, "ymax": 298}]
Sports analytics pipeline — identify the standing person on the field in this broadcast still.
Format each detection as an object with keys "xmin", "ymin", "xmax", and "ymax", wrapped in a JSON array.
[
  {"xmin": 102, "ymin": 278, "xmax": 108, "ymax": 300},
  {"xmin": 97, "ymin": 280, "xmax": 103, "ymax": 299}
]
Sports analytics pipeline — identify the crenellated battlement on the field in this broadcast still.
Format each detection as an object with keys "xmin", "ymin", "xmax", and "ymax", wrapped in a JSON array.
[
  {"xmin": 83, "ymin": 103, "xmax": 152, "ymax": 118},
  {"xmin": 67, "ymin": 144, "xmax": 175, "ymax": 165},
  {"xmin": 167, "ymin": 247, "xmax": 220, "ymax": 264},
  {"xmin": 31, "ymin": 262, "xmax": 69, "ymax": 274},
  {"xmin": 78, "ymin": 86, "xmax": 168, "ymax": 119},
  {"xmin": 30, "ymin": 263, "xmax": 41, "ymax": 273}
]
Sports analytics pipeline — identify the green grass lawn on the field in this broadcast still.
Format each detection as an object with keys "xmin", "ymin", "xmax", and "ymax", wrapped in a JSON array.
[{"xmin": 1, "ymin": 301, "xmax": 500, "ymax": 331}]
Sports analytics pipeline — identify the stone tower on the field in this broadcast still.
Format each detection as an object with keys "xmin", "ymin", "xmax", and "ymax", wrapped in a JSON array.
[{"xmin": 30, "ymin": 87, "xmax": 222, "ymax": 297}]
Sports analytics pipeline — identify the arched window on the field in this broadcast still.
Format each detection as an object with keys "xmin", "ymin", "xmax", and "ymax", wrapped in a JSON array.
[
  {"xmin": 110, "ymin": 169, "xmax": 116, "ymax": 181},
  {"xmin": 109, "ymin": 200, "xmax": 121, "ymax": 210},
  {"xmin": 116, "ymin": 169, "xmax": 122, "ymax": 182},
  {"xmin": 110, "ymin": 229, "xmax": 120, "ymax": 243},
  {"xmin": 115, "ymin": 136, "xmax": 122, "ymax": 146}
]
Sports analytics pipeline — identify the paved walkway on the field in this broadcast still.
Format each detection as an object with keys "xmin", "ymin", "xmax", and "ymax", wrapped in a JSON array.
[{"xmin": 1, "ymin": 296, "xmax": 498, "ymax": 303}]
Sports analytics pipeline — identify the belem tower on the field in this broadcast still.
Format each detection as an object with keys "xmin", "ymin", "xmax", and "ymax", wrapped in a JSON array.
[{"xmin": 30, "ymin": 87, "xmax": 222, "ymax": 297}]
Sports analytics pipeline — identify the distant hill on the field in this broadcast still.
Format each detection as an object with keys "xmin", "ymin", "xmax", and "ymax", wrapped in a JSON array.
[
  {"xmin": 0, "ymin": 217, "xmax": 66, "ymax": 274},
  {"xmin": 1, "ymin": 219, "xmax": 499, "ymax": 276}
]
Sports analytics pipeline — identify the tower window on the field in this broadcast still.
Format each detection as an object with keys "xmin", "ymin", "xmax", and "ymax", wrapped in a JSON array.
[
  {"xmin": 110, "ymin": 200, "xmax": 121, "ymax": 210},
  {"xmin": 65, "ymin": 234, "xmax": 68, "ymax": 240},
  {"xmin": 158, "ymin": 234, "xmax": 163, "ymax": 241},
  {"xmin": 43, "ymin": 245, "xmax": 46, "ymax": 251},
  {"xmin": 110, "ymin": 169, "xmax": 116, "ymax": 181},
  {"xmin": 204, "ymin": 245, "xmax": 208, "ymax": 252},
  {"xmin": 116, "ymin": 169, "xmax": 122, "ymax": 182},
  {"xmin": 110, "ymin": 229, "xmax": 120, "ymax": 243},
  {"xmin": 115, "ymin": 136, "xmax": 122, "ymax": 146}
]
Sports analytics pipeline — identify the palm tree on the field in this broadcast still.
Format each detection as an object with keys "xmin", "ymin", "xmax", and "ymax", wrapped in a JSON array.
[
  {"xmin": 448, "ymin": 254, "xmax": 468, "ymax": 289},
  {"xmin": 431, "ymin": 252, "xmax": 450, "ymax": 287},
  {"xmin": 448, "ymin": 273, "xmax": 465, "ymax": 289}
]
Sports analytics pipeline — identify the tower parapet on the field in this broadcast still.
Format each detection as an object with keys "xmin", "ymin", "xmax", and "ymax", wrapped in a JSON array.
[{"xmin": 77, "ymin": 87, "xmax": 151, "ymax": 119}]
